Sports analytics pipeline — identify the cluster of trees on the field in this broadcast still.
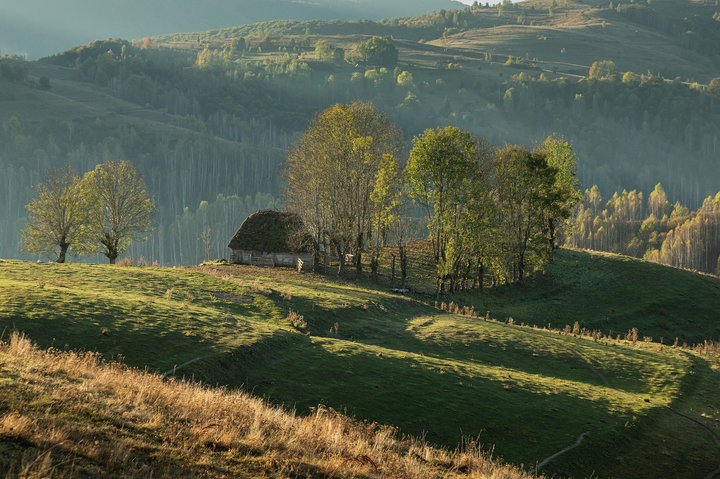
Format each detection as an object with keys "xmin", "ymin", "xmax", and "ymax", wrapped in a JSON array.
[
  {"xmin": 493, "ymin": 65, "xmax": 720, "ymax": 206},
  {"xmin": 21, "ymin": 161, "xmax": 155, "ymax": 264},
  {"xmin": 315, "ymin": 36, "xmax": 399, "ymax": 67},
  {"xmin": 0, "ymin": 56, "xmax": 29, "ymax": 83},
  {"xmin": 0, "ymin": 109, "xmax": 285, "ymax": 260},
  {"xmin": 285, "ymin": 102, "xmax": 580, "ymax": 293},
  {"xmin": 567, "ymin": 183, "xmax": 720, "ymax": 276}
]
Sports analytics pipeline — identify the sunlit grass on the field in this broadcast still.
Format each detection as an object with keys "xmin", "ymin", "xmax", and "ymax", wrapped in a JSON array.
[{"xmin": 2, "ymin": 256, "xmax": 720, "ymax": 477}]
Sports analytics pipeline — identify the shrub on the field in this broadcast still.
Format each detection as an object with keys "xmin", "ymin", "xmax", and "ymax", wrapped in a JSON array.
[
  {"xmin": 116, "ymin": 257, "xmax": 133, "ymax": 267},
  {"xmin": 288, "ymin": 310, "xmax": 307, "ymax": 330}
]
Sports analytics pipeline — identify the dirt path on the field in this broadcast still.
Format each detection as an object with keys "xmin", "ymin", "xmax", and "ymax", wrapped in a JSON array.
[
  {"xmin": 160, "ymin": 356, "xmax": 208, "ymax": 378},
  {"xmin": 565, "ymin": 347, "xmax": 615, "ymax": 389},
  {"xmin": 530, "ymin": 432, "xmax": 589, "ymax": 475}
]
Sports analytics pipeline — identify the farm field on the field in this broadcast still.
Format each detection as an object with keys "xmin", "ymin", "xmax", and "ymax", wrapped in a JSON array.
[{"xmin": 2, "ymin": 249, "xmax": 720, "ymax": 477}]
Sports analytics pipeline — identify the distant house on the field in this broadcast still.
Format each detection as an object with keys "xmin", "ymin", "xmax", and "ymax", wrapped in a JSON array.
[{"xmin": 227, "ymin": 210, "xmax": 314, "ymax": 271}]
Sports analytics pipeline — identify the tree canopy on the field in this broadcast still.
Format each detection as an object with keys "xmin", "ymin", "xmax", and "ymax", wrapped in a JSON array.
[
  {"xmin": 84, "ymin": 160, "xmax": 156, "ymax": 264},
  {"xmin": 588, "ymin": 60, "xmax": 618, "ymax": 80},
  {"xmin": 353, "ymin": 37, "xmax": 399, "ymax": 67},
  {"xmin": 21, "ymin": 166, "xmax": 98, "ymax": 263},
  {"xmin": 283, "ymin": 101, "xmax": 404, "ymax": 277}
]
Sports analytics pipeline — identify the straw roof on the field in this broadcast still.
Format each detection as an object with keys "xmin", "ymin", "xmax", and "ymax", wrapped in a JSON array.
[{"xmin": 227, "ymin": 210, "xmax": 313, "ymax": 253}]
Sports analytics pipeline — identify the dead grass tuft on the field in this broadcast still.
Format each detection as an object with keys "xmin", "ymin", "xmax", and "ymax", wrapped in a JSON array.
[
  {"xmin": 116, "ymin": 257, "xmax": 133, "ymax": 267},
  {"xmin": 287, "ymin": 309, "xmax": 307, "ymax": 331}
]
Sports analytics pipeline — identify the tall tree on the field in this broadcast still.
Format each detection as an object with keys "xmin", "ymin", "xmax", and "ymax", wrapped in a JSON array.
[
  {"xmin": 493, "ymin": 145, "xmax": 558, "ymax": 283},
  {"xmin": 405, "ymin": 126, "xmax": 481, "ymax": 293},
  {"xmin": 21, "ymin": 166, "xmax": 98, "ymax": 263},
  {"xmin": 85, "ymin": 160, "xmax": 156, "ymax": 264},
  {"xmin": 314, "ymin": 40, "xmax": 333, "ymax": 62},
  {"xmin": 369, "ymin": 153, "xmax": 404, "ymax": 283},
  {"xmin": 284, "ymin": 102, "xmax": 403, "ymax": 277},
  {"xmin": 535, "ymin": 135, "xmax": 582, "ymax": 255},
  {"xmin": 588, "ymin": 60, "xmax": 618, "ymax": 80}
]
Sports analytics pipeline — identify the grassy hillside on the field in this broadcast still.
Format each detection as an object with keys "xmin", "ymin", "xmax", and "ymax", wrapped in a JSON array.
[
  {"xmin": 0, "ymin": 332, "xmax": 529, "ymax": 478},
  {"xmin": 2, "ymin": 250, "xmax": 720, "ymax": 477}
]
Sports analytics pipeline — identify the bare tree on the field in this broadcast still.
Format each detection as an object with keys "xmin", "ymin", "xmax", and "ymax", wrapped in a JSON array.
[{"xmin": 199, "ymin": 225, "xmax": 213, "ymax": 262}]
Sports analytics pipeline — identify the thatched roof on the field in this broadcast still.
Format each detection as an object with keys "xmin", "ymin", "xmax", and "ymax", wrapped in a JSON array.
[{"xmin": 227, "ymin": 210, "xmax": 313, "ymax": 253}]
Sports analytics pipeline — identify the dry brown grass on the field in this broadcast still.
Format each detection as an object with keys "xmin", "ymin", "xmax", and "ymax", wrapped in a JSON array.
[{"xmin": 0, "ymin": 332, "xmax": 537, "ymax": 478}]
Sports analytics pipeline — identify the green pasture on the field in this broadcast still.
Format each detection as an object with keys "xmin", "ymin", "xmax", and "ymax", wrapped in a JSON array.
[{"xmin": 2, "ymin": 252, "xmax": 720, "ymax": 477}]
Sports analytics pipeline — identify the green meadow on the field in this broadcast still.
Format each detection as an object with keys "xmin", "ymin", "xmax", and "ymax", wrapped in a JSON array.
[{"xmin": 2, "ymin": 249, "xmax": 720, "ymax": 477}]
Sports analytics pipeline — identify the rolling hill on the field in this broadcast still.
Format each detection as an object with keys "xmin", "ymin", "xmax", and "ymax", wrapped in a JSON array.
[
  {"xmin": 4, "ymin": 0, "xmax": 720, "ymax": 268},
  {"xmin": 0, "ymin": 0, "xmax": 467, "ymax": 60},
  {"xmin": 2, "ymin": 249, "xmax": 720, "ymax": 477}
]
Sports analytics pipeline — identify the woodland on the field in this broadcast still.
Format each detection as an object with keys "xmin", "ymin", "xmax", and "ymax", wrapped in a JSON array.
[{"xmin": 1, "ymin": 0, "xmax": 720, "ymax": 276}]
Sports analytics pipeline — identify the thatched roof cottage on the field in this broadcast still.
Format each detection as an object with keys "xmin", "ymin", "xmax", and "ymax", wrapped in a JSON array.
[{"xmin": 227, "ymin": 210, "xmax": 314, "ymax": 271}]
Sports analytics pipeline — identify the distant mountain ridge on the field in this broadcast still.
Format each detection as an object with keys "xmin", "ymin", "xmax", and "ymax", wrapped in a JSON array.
[{"xmin": 0, "ymin": 0, "xmax": 467, "ymax": 59}]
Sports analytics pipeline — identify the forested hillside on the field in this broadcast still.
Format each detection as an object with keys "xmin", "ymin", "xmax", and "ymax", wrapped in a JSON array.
[
  {"xmin": 0, "ymin": 0, "xmax": 466, "ymax": 59},
  {"xmin": 2, "ymin": 0, "xmax": 720, "ymax": 268}
]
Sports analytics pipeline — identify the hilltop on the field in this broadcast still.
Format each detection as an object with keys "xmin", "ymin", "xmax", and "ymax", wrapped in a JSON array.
[
  {"xmin": 2, "ymin": 249, "xmax": 720, "ymax": 477},
  {"xmin": 0, "ymin": 0, "xmax": 467, "ymax": 59}
]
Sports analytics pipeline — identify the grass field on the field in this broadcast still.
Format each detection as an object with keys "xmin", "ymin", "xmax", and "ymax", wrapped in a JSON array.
[{"xmin": 3, "ymin": 249, "xmax": 720, "ymax": 477}]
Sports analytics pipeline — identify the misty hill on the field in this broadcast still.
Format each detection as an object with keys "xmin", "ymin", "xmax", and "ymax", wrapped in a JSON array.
[
  {"xmin": 3, "ymin": 0, "xmax": 720, "ymax": 268},
  {"xmin": 0, "ymin": 0, "xmax": 466, "ymax": 60}
]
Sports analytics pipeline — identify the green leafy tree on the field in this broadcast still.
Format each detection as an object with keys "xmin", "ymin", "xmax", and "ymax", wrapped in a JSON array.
[
  {"xmin": 314, "ymin": 40, "xmax": 332, "ymax": 62},
  {"xmin": 535, "ymin": 135, "xmax": 582, "ymax": 253},
  {"xmin": 124, "ymin": 73, "xmax": 155, "ymax": 104},
  {"xmin": 84, "ymin": 160, "xmax": 156, "ymax": 264},
  {"xmin": 38, "ymin": 76, "xmax": 51, "ymax": 91},
  {"xmin": 354, "ymin": 37, "xmax": 399, "ymax": 67},
  {"xmin": 622, "ymin": 71, "xmax": 638, "ymax": 85},
  {"xmin": 284, "ymin": 102, "xmax": 404, "ymax": 277},
  {"xmin": 21, "ymin": 166, "xmax": 99, "ymax": 263},
  {"xmin": 708, "ymin": 77, "xmax": 720, "ymax": 98},
  {"xmin": 405, "ymin": 126, "xmax": 481, "ymax": 293},
  {"xmin": 397, "ymin": 71, "xmax": 414, "ymax": 88},
  {"xmin": 230, "ymin": 37, "xmax": 246, "ymax": 53},
  {"xmin": 332, "ymin": 47, "xmax": 345, "ymax": 64},
  {"xmin": 492, "ymin": 145, "xmax": 558, "ymax": 282},
  {"xmin": 369, "ymin": 153, "xmax": 404, "ymax": 283}
]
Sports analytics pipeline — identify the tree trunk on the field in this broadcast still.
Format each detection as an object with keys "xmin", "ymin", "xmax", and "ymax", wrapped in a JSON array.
[
  {"xmin": 356, "ymin": 232, "xmax": 364, "ymax": 277},
  {"xmin": 336, "ymin": 241, "xmax": 346, "ymax": 278},
  {"xmin": 517, "ymin": 253, "xmax": 525, "ymax": 283},
  {"xmin": 323, "ymin": 237, "xmax": 330, "ymax": 268},
  {"xmin": 57, "ymin": 238, "xmax": 69, "ymax": 264},
  {"xmin": 391, "ymin": 253, "xmax": 396, "ymax": 288},
  {"xmin": 399, "ymin": 245, "xmax": 407, "ymax": 288},
  {"xmin": 102, "ymin": 233, "xmax": 119, "ymax": 265},
  {"xmin": 370, "ymin": 254, "xmax": 378, "ymax": 283},
  {"xmin": 477, "ymin": 262, "xmax": 484, "ymax": 290}
]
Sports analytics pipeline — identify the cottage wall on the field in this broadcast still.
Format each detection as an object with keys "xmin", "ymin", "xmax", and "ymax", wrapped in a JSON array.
[{"xmin": 230, "ymin": 249, "xmax": 314, "ymax": 271}]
